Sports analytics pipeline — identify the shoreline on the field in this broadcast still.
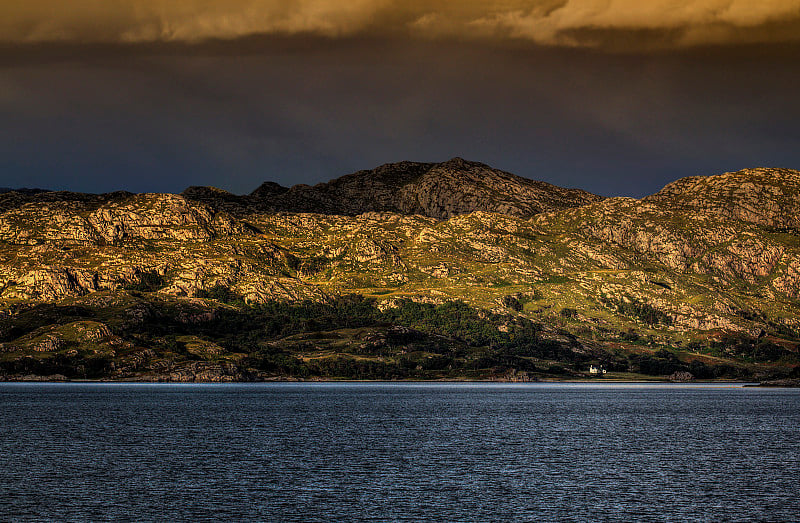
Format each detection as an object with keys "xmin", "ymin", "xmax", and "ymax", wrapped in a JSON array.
[{"xmin": 0, "ymin": 377, "xmax": 771, "ymax": 386}]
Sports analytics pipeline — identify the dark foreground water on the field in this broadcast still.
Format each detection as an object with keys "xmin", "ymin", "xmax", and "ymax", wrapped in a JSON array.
[{"xmin": 1, "ymin": 383, "xmax": 799, "ymax": 521}]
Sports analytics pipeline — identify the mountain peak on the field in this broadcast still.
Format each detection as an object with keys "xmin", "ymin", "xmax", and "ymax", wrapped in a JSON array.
[
  {"xmin": 237, "ymin": 158, "xmax": 603, "ymax": 219},
  {"xmin": 439, "ymin": 156, "xmax": 477, "ymax": 169},
  {"xmin": 250, "ymin": 181, "xmax": 289, "ymax": 199}
]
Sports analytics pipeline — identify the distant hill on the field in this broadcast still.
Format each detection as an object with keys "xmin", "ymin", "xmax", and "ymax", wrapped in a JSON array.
[
  {"xmin": 183, "ymin": 157, "xmax": 603, "ymax": 219},
  {"xmin": 0, "ymin": 188, "xmax": 51, "ymax": 195}
]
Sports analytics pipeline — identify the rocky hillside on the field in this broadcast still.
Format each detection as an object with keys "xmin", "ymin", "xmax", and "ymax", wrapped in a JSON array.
[
  {"xmin": 0, "ymin": 163, "xmax": 798, "ymax": 382},
  {"xmin": 183, "ymin": 157, "xmax": 603, "ymax": 219},
  {"xmin": 644, "ymin": 167, "xmax": 800, "ymax": 229}
]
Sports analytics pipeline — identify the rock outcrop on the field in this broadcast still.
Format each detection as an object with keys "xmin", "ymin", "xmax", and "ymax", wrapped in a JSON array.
[{"xmin": 645, "ymin": 167, "xmax": 800, "ymax": 228}]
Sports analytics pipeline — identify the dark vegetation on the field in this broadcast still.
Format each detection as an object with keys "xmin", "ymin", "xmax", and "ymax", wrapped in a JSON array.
[
  {"xmin": 0, "ymin": 304, "xmax": 96, "ymax": 341},
  {"xmin": 0, "ymin": 353, "xmax": 114, "ymax": 380},
  {"xmin": 124, "ymin": 271, "xmax": 167, "ymax": 293},
  {"xmin": 195, "ymin": 284, "xmax": 246, "ymax": 305},
  {"xmin": 0, "ymin": 294, "xmax": 587, "ymax": 380},
  {"xmin": 630, "ymin": 349, "xmax": 749, "ymax": 379},
  {"xmin": 559, "ymin": 307, "xmax": 578, "ymax": 319},
  {"xmin": 0, "ymin": 292, "xmax": 795, "ymax": 380},
  {"xmin": 688, "ymin": 334, "xmax": 799, "ymax": 363},
  {"xmin": 133, "ymin": 297, "xmax": 593, "ymax": 379},
  {"xmin": 600, "ymin": 295, "xmax": 673, "ymax": 326}
]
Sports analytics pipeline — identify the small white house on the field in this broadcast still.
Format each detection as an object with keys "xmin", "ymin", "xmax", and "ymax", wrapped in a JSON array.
[{"xmin": 588, "ymin": 364, "xmax": 607, "ymax": 375}]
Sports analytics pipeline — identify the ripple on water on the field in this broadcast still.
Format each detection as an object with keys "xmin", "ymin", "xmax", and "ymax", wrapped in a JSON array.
[{"xmin": 0, "ymin": 383, "xmax": 798, "ymax": 521}]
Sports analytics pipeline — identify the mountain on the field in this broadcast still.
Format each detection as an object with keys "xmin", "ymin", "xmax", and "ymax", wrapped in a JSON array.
[
  {"xmin": 0, "ymin": 162, "xmax": 798, "ymax": 383},
  {"xmin": 183, "ymin": 157, "xmax": 603, "ymax": 219}
]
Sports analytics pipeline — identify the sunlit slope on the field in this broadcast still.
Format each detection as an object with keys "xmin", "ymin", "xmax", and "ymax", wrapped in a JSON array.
[{"xmin": 0, "ymin": 166, "xmax": 798, "ymax": 380}]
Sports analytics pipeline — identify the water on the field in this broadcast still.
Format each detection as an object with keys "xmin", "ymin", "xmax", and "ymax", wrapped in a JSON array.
[{"xmin": 1, "ymin": 382, "xmax": 799, "ymax": 521}]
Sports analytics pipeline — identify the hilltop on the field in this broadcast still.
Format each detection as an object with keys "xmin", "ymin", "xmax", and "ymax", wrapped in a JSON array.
[
  {"xmin": 644, "ymin": 167, "xmax": 800, "ymax": 228},
  {"xmin": 182, "ymin": 157, "xmax": 603, "ymax": 219},
  {"xmin": 0, "ymin": 161, "xmax": 798, "ymax": 382}
]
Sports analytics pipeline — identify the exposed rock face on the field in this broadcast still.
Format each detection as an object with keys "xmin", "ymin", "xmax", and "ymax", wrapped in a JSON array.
[
  {"xmin": 645, "ymin": 167, "xmax": 800, "ymax": 228},
  {"xmin": 534, "ymin": 172, "xmax": 800, "ymax": 296},
  {"xmin": 0, "ymin": 201, "xmax": 102, "ymax": 245},
  {"xmin": 0, "ymin": 191, "xmax": 248, "ymax": 246},
  {"xmin": 393, "ymin": 158, "xmax": 602, "ymax": 219},
  {"xmin": 88, "ymin": 193, "xmax": 249, "ymax": 242},
  {"xmin": 12, "ymin": 268, "xmax": 102, "ymax": 300},
  {"xmin": 183, "ymin": 158, "xmax": 603, "ymax": 219},
  {"xmin": 669, "ymin": 371, "xmax": 695, "ymax": 382},
  {"xmin": 166, "ymin": 362, "xmax": 250, "ymax": 382}
]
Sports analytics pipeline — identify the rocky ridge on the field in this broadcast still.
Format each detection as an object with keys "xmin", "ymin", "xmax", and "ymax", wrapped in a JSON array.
[
  {"xmin": 183, "ymin": 157, "xmax": 603, "ymax": 219},
  {"xmin": 645, "ymin": 168, "xmax": 800, "ymax": 229},
  {"xmin": 0, "ymin": 161, "xmax": 799, "ymax": 382}
]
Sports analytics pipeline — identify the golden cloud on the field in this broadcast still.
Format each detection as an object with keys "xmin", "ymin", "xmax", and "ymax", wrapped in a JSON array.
[{"xmin": 2, "ymin": 0, "xmax": 800, "ymax": 49}]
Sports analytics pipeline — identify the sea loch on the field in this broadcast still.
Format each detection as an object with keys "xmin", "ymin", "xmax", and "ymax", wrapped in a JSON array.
[{"xmin": 1, "ymin": 383, "xmax": 798, "ymax": 521}]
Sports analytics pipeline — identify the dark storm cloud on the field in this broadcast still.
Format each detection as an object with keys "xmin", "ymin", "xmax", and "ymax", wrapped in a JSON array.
[
  {"xmin": 1, "ymin": 2, "xmax": 799, "ymax": 196},
  {"xmin": 2, "ymin": 35, "xmax": 799, "ymax": 197}
]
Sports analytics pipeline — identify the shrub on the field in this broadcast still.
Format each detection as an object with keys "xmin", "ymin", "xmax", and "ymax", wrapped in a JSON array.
[
  {"xmin": 125, "ymin": 271, "xmax": 166, "ymax": 293},
  {"xmin": 560, "ymin": 307, "xmax": 577, "ymax": 319}
]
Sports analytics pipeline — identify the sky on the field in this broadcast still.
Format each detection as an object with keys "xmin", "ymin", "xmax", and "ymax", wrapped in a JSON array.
[{"xmin": 1, "ymin": 1, "xmax": 800, "ymax": 197}]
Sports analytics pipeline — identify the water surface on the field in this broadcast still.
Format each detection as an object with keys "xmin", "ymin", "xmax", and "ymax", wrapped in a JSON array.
[{"xmin": 1, "ymin": 382, "xmax": 798, "ymax": 521}]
